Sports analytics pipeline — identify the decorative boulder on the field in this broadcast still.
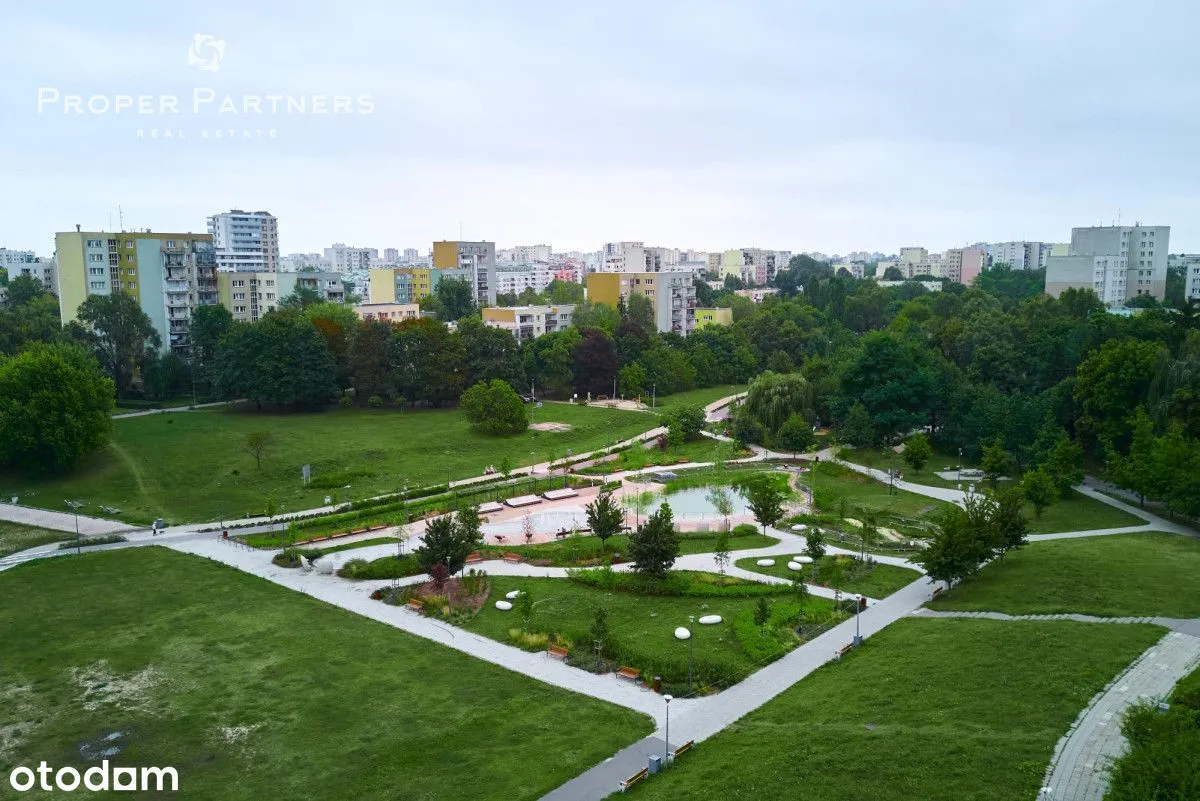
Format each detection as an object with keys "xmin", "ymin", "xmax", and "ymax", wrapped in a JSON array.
[
  {"xmin": 794, "ymin": 556, "xmax": 814, "ymax": 564},
  {"xmin": 697, "ymin": 614, "xmax": 723, "ymax": 625},
  {"xmin": 791, "ymin": 524, "xmax": 808, "ymax": 532},
  {"xmin": 787, "ymin": 562, "xmax": 803, "ymax": 571},
  {"xmin": 316, "ymin": 560, "xmax": 334, "ymax": 575},
  {"xmin": 495, "ymin": 600, "xmax": 513, "ymax": 611},
  {"xmin": 505, "ymin": 590, "xmax": 522, "ymax": 600},
  {"xmin": 756, "ymin": 558, "xmax": 775, "ymax": 567}
]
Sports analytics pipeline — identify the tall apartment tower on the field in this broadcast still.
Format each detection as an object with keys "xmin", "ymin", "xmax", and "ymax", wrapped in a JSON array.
[
  {"xmin": 56, "ymin": 229, "xmax": 218, "ymax": 354},
  {"xmin": 324, "ymin": 244, "xmax": 379, "ymax": 273},
  {"xmin": 1045, "ymin": 224, "xmax": 1169, "ymax": 305},
  {"xmin": 432, "ymin": 240, "xmax": 496, "ymax": 304},
  {"xmin": 207, "ymin": 210, "xmax": 279, "ymax": 273}
]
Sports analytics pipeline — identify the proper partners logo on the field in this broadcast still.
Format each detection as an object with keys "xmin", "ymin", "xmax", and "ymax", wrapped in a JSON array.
[
  {"xmin": 9, "ymin": 761, "xmax": 178, "ymax": 793},
  {"xmin": 35, "ymin": 33, "xmax": 374, "ymax": 142}
]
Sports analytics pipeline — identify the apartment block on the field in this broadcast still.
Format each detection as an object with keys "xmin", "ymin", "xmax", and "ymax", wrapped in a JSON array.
[
  {"xmin": 601, "ymin": 241, "xmax": 647, "ymax": 273},
  {"xmin": 719, "ymin": 248, "xmax": 778, "ymax": 285},
  {"xmin": 899, "ymin": 247, "xmax": 928, "ymax": 267},
  {"xmin": 403, "ymin": 248, "xmax": 420, "ymax": 262},
  {"xmin": 498, "ymin": 244, "xmax": 552, "ymax": 264},
  {"xmin": 56, "ymin": 229, "xmax": 218, "ymax": 354},
  {"xmin": 353, "ymin": 302, "xmax": 420, "ymax": 322},
  {"xmin": 587, "ymin": 270, "xmax": 696, "ymax": 334},
  {"xmin": 734, "ymin": 288, "xmax": 779, "ymax": 304},
  {"xmin": 383, "ymin": 248, "xmax": 400, "ymax": 263},
  {"xmin": 495, "ymin": 262, "xmax": 554, "ymax": 296},
  {"xmin": 207, "ymin": 209, "xmax": 279, "ymax": 273},
  {"xmin": 217, "ymin": 271, "xmax": 345, "ymax": 323},
  {"xmin": 943, "ymin": 247, "xmax": 986, "ymax": 285},
  {"xmin": 1045, "ymin": 224, "xmax": 1169, "ymax": 305},
  {"xmin": 1170, "ymin": 254, "xmax": 1200, "ymax": 301},
  {"xmin": 369, "ymin": 267, "xmax": 441, "ymax": 305},
  {"xmin": 482, "ymin": 304, "xmax": 574, "ymax": 343},
  {"xmin": 986, "ymin": 241, "xmax": 1055, "ymax": 271},
  {"xmin": 0, "ymin": 249, "xmax": 57, "ymax": 292},
  {"xmin": 432, "ymin": 240, "xmax": 496, "ymax": 305},
  {"xmin": 325, "ymin": 243, "xmax": 379, "ymax": 273},
  {"xmin": 694, "ymin": 307, "xmax": 733, "ymax": 327}
]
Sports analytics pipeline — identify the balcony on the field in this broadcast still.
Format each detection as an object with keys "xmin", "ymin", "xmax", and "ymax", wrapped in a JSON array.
[{"xmin": 164, "ymin": 280, "xmax": 189, "ymax": 294}]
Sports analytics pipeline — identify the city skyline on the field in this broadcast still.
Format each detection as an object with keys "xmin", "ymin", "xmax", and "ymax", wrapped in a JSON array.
[{"xmin": 4, "ymin": 1, "xmax": 1200, "ymax": 255}]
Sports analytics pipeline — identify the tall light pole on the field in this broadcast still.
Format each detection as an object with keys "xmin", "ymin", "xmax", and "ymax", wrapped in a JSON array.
[
  {"xmin": 663, "ymin": 695, "xmax": 672, "ymax": 764},
  {"xmin": 853, "ymin": 595, "xmax": 864, "ymax": 646},
  {"xmin": 65, "ymin": 500, "xmax": 84, "ymax": 554},
  {"xmin": 651, "ymin": 383, "xmax": 656, "ymax": 409}
]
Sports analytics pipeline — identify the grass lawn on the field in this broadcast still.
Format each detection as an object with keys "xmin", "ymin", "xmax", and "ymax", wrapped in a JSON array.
[
  {"xmin": 810, "ymin": 462, "xmax": 949, "ymax": 519},
  {"xmin": 651, "ymin": 385, "xmax": 746, "ymax": 412},
  {"xmin": 734, "ymin": 553, "xmax": 922, "ymax": 598},
  {"xmin": 0, "ymin": 548, "xmax": 652, "ymax": 800},
  {"xmin": 634, "ymin": 617, "xmax": 1163, "ymax": 801},
  {"xmin": 0, "ymin": 403, "xmax": 658, "ymax": 526},
  {"xmin": 479, "ymin": 530, "xmax": 778, "ymax": 566},
  {"xmin": 0, "ymin": 521, "xmax": 66, "ymax": 558},
  {"xmin": 580, "ymin": 437, "xmax": 748, "ymax": 475},
  {"xmin": 463, "ymin": 573, "xmax": 841, "ymax": 690},
  {"xmin": 929, "ymin": 531, "xmax": 1200, "ymax": 617},
  {"xmin": 1027, "ymin": 489, "xmax": 1146, "ymax": 534}
]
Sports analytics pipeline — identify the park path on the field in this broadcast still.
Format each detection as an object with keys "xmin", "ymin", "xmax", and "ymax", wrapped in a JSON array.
[
  {"xmin": 1040, "ymin": 630, "xmax": 1200, "ymax": 801},
  {"xmin": 111, "ymin": 399, "xmax": 245, "ymax": 419}
]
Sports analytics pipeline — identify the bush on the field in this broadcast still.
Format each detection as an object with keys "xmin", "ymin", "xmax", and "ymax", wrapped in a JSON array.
[
  {"xmin": 57, "ymin": 534, "xmax": 126, "ymax": 550},
  {"xmin": 338, "ymin": 558, "xmax": 370, "ymax": 578},
  {"xmin": 460, "ymin": 379, "xmax": 528, "ymax": 435},
  {"xmin": 732, "ymin": 523, "xmax": 759, "ymax": 538},
  {"xmin": 308, "ymin": 468, "xmax": 377, "ymax": 490},
  {"xmin": 338, "ymin": 554, "xmax": 422, "ymax": 580},
  {"xmin": 367, "ymin": 394, "xmax": 384, "ymax": 408},
  {"xmin": 339, "ymin": 395, "xmax": 353, "ymax": 408}
]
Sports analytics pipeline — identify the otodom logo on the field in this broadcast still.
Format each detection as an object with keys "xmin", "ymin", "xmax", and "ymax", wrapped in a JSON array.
[
  {"xmin": 9, "ymin": 761, "xmax": 178, "ymax": 792},
  {"xmin": 187, "ymin": 34, "xmax": 225, "ymax": 71}
]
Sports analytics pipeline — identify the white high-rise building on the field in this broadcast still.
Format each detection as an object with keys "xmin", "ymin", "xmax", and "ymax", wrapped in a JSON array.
[
  {"xmin": 601, "ymin": 241, "xmax": 647, "ymax": 273},
  {"xmin": 383, "ymin": 248, "xmax": 399, "ymax": 263},
  {"xmin": 0, "ymin": 249, "xmax": 57, "ymax": 292},
  {"xmin": 986, "ymin": 241, "xmax": 1062, "ymax": 270},
  {"xmin": 403, "ymin": 248, "xmax": 420, "ymax": 262},
  {"xmin": 1170, "ymin": 254, "xmax": 1200, "ymax": 302},
  {"xmin": 499, "ymin": 244, "xmax": 552, "ymax": 264},
  {"xmin": 1045, "ymin": 224, "xmax": 1169, "ymax": 305},
  {"xmin": 324, "ymin": 243, "xmax": 378, "ymax": 273},
  {"xmin": 207, "ymin": 210, "xmax": 279, "ymax": 273}
]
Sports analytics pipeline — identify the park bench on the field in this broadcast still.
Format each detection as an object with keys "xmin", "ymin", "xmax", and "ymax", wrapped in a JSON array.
[
  {"xmin": 406, "ymin": 599, "xmax": 424, "ymax": 611},
  {"xmin": 555, "ymin": 530, "xmax": 571, "ymax": 540},
  {"xmin": 672, "ymin": 740, "xmax": 695, "ymax": 760},
  {"xmin": 546, "ymin": 644, "xmax": 569, "ymax": 659},
  {"xmin": 836, "ymin": 644, "xmax": 852, "ymax": 660},
  {"xmin": 465, "ymin": 552, "xmax": 484, "ymax": 565},
  {"xmin": 618, "ymin": 767, "xmax": 648, "ymax": 793},
  {"xmin": 502, "ymin": 552, "xmax": 524, "ymax": 564},
  {"xmin": 616, "ymin": 666, "xmax": 641, "ymax": 682},
  {"xmin": 931, "ymin": 586, "xmax": 944, "ymax": 601}
]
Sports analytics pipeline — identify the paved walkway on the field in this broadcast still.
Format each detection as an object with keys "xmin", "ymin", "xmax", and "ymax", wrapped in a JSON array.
[
  {"xmin": 111, "ymin": 399, "xmax": 245, "ymax": 419},
  {"xmin": 1041, "ymin": 630, "xmax": 1200, "ymax": 801}
]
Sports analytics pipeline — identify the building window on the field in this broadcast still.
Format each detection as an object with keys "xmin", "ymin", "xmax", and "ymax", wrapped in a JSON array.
[
  {"xmin": 88, "ymin": 253, "xmax": 103, "ymax": 262},
  {"xmin": 234, "ymin": 306, "xmax": 246, "ymax": 313},
  {"xmin": 233, "ymin": 292, "xmax": 245, "ymax": 300},
  {"xmin": 126, "ymin": 254, "xmax": 134, "ymax": 263},
  {"xmin": 125, "ymin": 240, "xmax": 134, "ymax": 248},
  {"xmin": 86, "ymin": 239, "xmax": 102, "ymax": 248},
  {"xmin": 89, "ymin": 281, "xmax": 104, "ymax": 289},
  {"xmin": 166, "ymin": 240, "xmax": 176, "ymax": 248},
  {"xmin": 127, "ymin": 268, "xmax": 136, "ymax": 276}
]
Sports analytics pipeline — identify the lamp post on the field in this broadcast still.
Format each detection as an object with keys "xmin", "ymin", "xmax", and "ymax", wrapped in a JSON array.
[
  {"xmin": 853, "ymin": 595, "xmax": 864, "ymax": 646},
  {"xmin": 65, "ymin": 500, "xmax": 84, "ymax": 554},
  {"xmin": 651, "ymin": 383, "xmax": 656, "ymax": 409},
  {"xmin": 663, "ymin": 695, "xmax": 672, "ymax": 764},
  {"xmin": 675, "ymin": 624, "xmax": 693, "ymax": 693}
]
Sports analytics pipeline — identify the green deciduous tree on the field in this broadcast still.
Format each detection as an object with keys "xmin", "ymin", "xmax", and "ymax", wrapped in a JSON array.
[
  {"xmin": 434, "ymin": 277, "xmax": 476, "ymax": 322},
  {"xmin": 628, "ymin": 502, "xmax": 679, "ymax": 578},
  {"xmin": 390, "ymin": 318, "xmax": 466, "ymax": 406},
  {"xmin": 0, "ymin": 343, "xmax": 115, "ymax": 475},
  {"xmin": 625, "ymin": 292, "xmax": 656, "ymax": 334},
  {"xmin": 840, "ymin": 402, "xmax": 875, "ymax": 448},
  {"xmin": 76, "ymin": 292, "xmax": 161, "ymax": 399},
  {"xmin": 902, "ymin": 433, "xmax": 932, "ymax": 472},
  {"xmin": 243, "ymin": 430, "xmax": 273, "ymax": 469},
  {"xmin": 572, "ymin": 328, "xmax": 619, "ymax": 398},
  {"xmin": 457, "ymin": 315, "xmax": 525, "ymax": 389},
  {"xmin": 585, "ymin": 491, "xmax": 624, "ymax": 546},
  {"xmin": 805, "ymin": 527, "xmax": 826, "ymax": 562},
  {"xmin": 459, "ymin": 379, "xmax": 529, "ymax": 435},
  {"xmin": 775, "ymin": 413, "xmax": 815, "ymax": 456},
  {"xmin": 1074, "ymin": 337, "xmax": 1166, "ymax": 451},
  {"xmin": 215, "ymin": 311, "xmax": 338, "ymax": 408},
  {"xmin": 417, "ymin": 508, "xmax": 483, "ymax": 574},
  {"xmin": 980, "ymin": 437, "xmax": 1017, "ymax": 486},
  {"xmin": 663, "ymin": 404, "xmax": 706, "ymax": 442},
  {"xmin": 618, "ymin": 362, "xmax": 646, "ymax": 398},
  {"xmin": 744, "ymin": 371, "xmax": 815, "ymax": 433},
  {"xmin": 1021, "ymin": 468, "xmax": 1057, "ymax": 518},
  {"xmin": 744, "ymin": 475, "xmax": 786, "ymax": 534},
  {"xmin": 348, "ymin": 319, "xmax": 395, "ymax": 403}
]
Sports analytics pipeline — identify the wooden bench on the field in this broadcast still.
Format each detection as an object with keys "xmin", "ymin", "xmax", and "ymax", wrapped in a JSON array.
[
  {"xmin": 931, "ymin": 586, "xmax": 943, "ymax": 601},
  {"xmin": 547, "ymin": 644, "xmax": 569, "ymax": 659},
  {"xmin": 465, "ymin": 552, "xmax": 484, "ymax": 565},
  {"xmin": 836, "ymin": 644, "xmax": 853, "ymax": 660},
  {"xmin": 407, "ymin": 599, "xmax": 423, "ymax": 611},
  {"xmin": 555, "ymin": 530, "xmax": 570, "ymax": 540},
  {"xmin": 671, "ymin": 740, "xmax": 695, "ymax": 760},
  {"xmin": 502, "ymin": 552, "xmax": 524, "ymax": 564},
  {"xmin": 616, "ymin": 666, "xmax": 641, "ymax": 682},
  {"xmin": 618, "ymin": 767, "xmax": 648, "ymax": 792}
]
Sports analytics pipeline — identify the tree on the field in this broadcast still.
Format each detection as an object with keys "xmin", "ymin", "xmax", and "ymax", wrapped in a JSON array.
[
  {"xmin": 1107, "ymin": 407, "xmax": 1161, "ymax": 506},
  {"xmin": 142, "ymin": 351, "xmax": 192, "ymax": 401},
  {"xmin": 429, "ymin": 561, "xmax": 449, "ymax": 592},
  {"xmin": 434, "ymin": 277, "xmax": 476, "ymax": 322},
  {"xmin": 215, "ymin": 312, "xmax": 338, "ymax": 408},
  {"xmin": 625, "ymin": 292, "xmax": 656, "ymax": 334},
  {"xmin": 744, "ymin": 475, "xmax": 786, "ymax": 534},
  {"xmin": 882, "ymin": 265, "xmax": 905, "ymax": 280},
  {"xmin": 1021, "ymin": 469, "xmax": 1056, "ymax": 518},
  {"xmin": 902, "ymin": 433, "xmax": 932, "ymax": 472},
  {"xmin": 572, "ymin": 328, "xmax": 619, "ymax": 398},
  {"xmin": 663, "ymin": 404, "xmax": 706, "ymax": 442},
  {"xmin": 306, "ymin": 303, "xmax": 358, "ymax": 389},
  {"xmin": 188, "ymin": 304, "xmax": 232, "ymax": 395},
  {"xmin": 76, "ymin": 292, "xmax": 161, "ymax": 399},
  {"xmin": 572, "ymin": 300, "xmax": 620, "ymax": 335},
  {"xmin": 545, "ymin": 279, "xmax": 585, "ymax": 305},
  {"xmin": 279, "ymin": 286, "xmax": 321, "ymax": 309},
  {"xmin": 990, "ymin": 485, "xmax": 1029, "ymax": 559},
  {"xmin": 980, "ymin": 438, "xmax": 1016, "ymax": 486},
  {"xmin": 913, "ymin": 504, "xmax": 993, "ymax": 587},
  {"xmin": 805, "ymin": 527, "xmax": 826, "ymax": 562},
  {"xmin": 706, "ymin": 485, "xmax": 734, "ymax": 536},
  {"xmin": 524, "ymin": 327, "xmax": 582, "ymax": 399},
  {"xmin": 417, "ymin": 509, "xmax": 482, "ymax": 574},
  {"xmin": 390, "ymin": 318, "xmax": 466, "ymax": 406},
  {"xmin": 459, "ymin": 379, "xmax": 528, "ymax": 435},
  {"xmin": 754, "ymin": 596, "xmax": 771, "ymax": 634},
  {"xmin": 0, "ymin": 343, "xmax": 114, "ymax": 475},
  {"xmin": 458, "ymin": 315, "xmax": 525, "ymax": 388},
  {"xmin": 744, "ymin": 371, "xmax": 815, "ymax": 433},
  {"xmin": 590, "ymin": 607, "xmax": 610, "ymax": 655},
  {"xmin": 775, "ymin": 414, "xmax": 815, "ymax": 457},
  {"xmin": 836, "ymin": 331, "xmax": 942, "ymax": 442},
  {"xmin": 1042, "ymin": 429, "xmax": 1085, "ymax": 496},
  {"xmin": 628, "ymin": 502, "xmax": 679, "ymax": 578},
  {"xmin": 516, "ymin": 588, "xmax": 534, "ymax": 625},
  {"xmin": 348, "ymin": 319, "xmax": 395, "ymax": 403},
  {"xmin": 586, "ymin": 492, "xmax": 624, "ymax": 546},
  {"xmin": 1074, "ymin": 338, "xmax": 1165, "ymax": 450},
  {"xmin": 840, "ymin": 402, "xmax": 875, "ymax": 448},
  {"xmin": 618, "ymin": 363, "xmax": 646, "ymax": 398},
  {"xmin": 713, "ymin": 528, "xmax": 731, "ymax": 574},
  {"xmin": 244, "ymin": 430, "xmax": 273, "ymax": 469}
]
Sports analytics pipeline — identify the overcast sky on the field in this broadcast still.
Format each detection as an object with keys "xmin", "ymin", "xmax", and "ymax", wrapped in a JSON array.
[{"xmin": 3, "ymin": 0, "xmax": 1199, "ymax": 258}]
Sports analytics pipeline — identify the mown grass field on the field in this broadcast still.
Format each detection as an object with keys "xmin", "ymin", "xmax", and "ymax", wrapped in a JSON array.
[
  {"xmin": 634, "ymin": 617, "xmax": 1162, "ymax": 801},
  {"xmin": 0, "ymin": 403, "xmax": 659, "ymax": 525},
  {"xmin": 0, "ymin": 521, "xmax": 65, "ymax": 558},
  {"xmin": 0, "ymin": 548, "xmax": 653, "ymax": 801},
  {"xmin": 929, "ymin": 531, "xmax": 1200, "ymax": 617}
]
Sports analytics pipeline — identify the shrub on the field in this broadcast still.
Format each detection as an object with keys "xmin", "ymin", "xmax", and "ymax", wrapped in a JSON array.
[
  {"xmin": 338, "ymin": 558, "xmax": 370, "ymax": 578},
  {"xmin": 367, "ymin": 394, "xmax": 383, "ymax": 408},
  {"xmin": 731, "ymin": 523, "xmax": 759, "ymax": 538},
  {"xmin": 339, "ymin": 395, "xmax": 353, "ymax": 408}
]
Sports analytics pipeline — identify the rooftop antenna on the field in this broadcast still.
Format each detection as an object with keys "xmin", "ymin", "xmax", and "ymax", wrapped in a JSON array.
[{"xmin": 118, "ymin": 205, "xmax": 125, "ymax": 232}]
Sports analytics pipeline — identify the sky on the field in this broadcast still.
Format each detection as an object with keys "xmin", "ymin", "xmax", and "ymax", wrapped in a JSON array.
[{"xmin": 3, "ymin": 0, "xmax": 1200, "ymax": 258}]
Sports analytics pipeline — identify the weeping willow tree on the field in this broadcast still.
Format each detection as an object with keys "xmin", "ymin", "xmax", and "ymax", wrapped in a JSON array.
[{"xmin": 743, "ymin": 371, "xmax": 816, "ymax": 433}]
